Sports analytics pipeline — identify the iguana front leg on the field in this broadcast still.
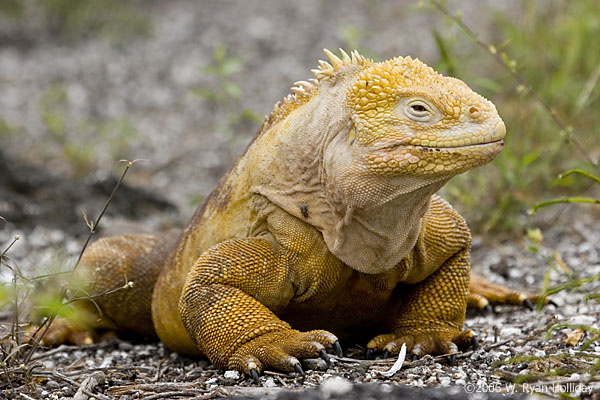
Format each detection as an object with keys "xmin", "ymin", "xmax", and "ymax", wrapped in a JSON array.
[
  {"xmin": 179, "ymin": 237, "xmax": 340, "ymax": 378},
  {"xmin": 366, "ymin": 248, "xmax": 476, "ymax": 361}
]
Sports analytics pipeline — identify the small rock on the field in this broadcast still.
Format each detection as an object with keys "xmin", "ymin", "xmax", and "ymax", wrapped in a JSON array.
[
  {"xmin": 410, "ymin": 379, "xmax": 425, "ymax": 387},
  {"xmin": 568, "ymin": 315, "xmax": 595, "ymax": 326},
  {"xmin": 118, "ymin": 342, "xmax": 133, "ymax": 351},
  {"xmin": 46, "ymin": 380, "xmax": 60, "ymax": 390},
  {"xmin": 320, "ymin": 377, "xmax": 353, "ymax": 397},
  {"xmin": 533, "ymin": 349, "xmax": 546, "ymax": 357},
  {"xmin": 223, "ymin": 370, "xmax": 240, "ymax": 380},
  {"xmin": 263, "ymin": 377, "xmax": 277, "ymax": 388},
  {"xmin": 500, "ymin": 327, "xmax": 522, "ymax": 336},
  {"xmin": 380, "ymin": 384, "xmax": 393, "ymax": 393},
  {"xmin": 439, "ymin": 376, "xmax": 451, "ymax": 386},
  {"xmin": 99, "ymin": 357, "xmax": 113, "ymax": 368}
]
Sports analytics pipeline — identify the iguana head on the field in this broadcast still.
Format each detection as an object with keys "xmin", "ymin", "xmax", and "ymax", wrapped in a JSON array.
[
  {"xmin": 266, "ymin": 49, "xmax": 505, "ymax": 203},
  {"xmin": 325, "ymin": 49, "xmax": 505, "ymax": 179}
]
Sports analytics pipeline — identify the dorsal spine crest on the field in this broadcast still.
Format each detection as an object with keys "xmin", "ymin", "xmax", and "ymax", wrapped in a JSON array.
[{"xmin": 261, "ymin": 49, "xmax": 368, "ymax": 131}]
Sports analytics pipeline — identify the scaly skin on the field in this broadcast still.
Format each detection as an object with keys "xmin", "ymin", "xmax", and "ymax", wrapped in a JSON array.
[{"xmin": 46, "ymin": 49, "xmax": 529, "ymax": 377}]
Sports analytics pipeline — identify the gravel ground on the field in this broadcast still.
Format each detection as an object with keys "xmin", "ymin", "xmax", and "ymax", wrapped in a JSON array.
[{"xmin": 1, "ymin": 1, "xmax": 599, "ymax": 399}]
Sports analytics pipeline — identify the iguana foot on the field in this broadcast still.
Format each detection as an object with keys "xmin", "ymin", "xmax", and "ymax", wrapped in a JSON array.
[
  {"xmin": 468, "ymin": 275, "xmax": 551, "ymax": 311},
  {"xmin": 366, "ymin": 327, "xmax": 476, "ymax": 362},
  {"xmin": 26, "ymin": 318, "xmax": 117, "ymax": 347},
  {"xmin": 226, "ymin": 329, "xmax": 340, "ymax": 379}
]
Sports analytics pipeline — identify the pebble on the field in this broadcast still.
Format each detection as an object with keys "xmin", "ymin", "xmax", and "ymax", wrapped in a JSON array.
[
  {"xmin": 439, "ymin": 376, "xmax": 451, "ymax": 386},
  {"xmin": 46, "ymin": 380, "xmax": 60, "ymax": 390},
  {"xmin": 568, "ymin": 315, "xmax": 596, "ymax": 326},
  {"xmin": 320, "ymin": 377, "xmax": 353, "ymax": 397},
  {"xmin": 500, "ymin": 327, "xmax": 522, "ymax": 336},
  {"xmin": 223, "ymin": 370, "xmax": 240, "ymax": 380},
  {"xmin": 533, "ymin": 349, "xmax": 546, "ymax": 357},
  {"xmin": 263, "ymin": 377, "xmax": 277, "ymax": 388}
]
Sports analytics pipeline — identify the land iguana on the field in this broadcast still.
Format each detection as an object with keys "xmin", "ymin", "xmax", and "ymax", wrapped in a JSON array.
[{"xmin": 42, "ymin": 49, "xmax": 538, "ymax": 379}]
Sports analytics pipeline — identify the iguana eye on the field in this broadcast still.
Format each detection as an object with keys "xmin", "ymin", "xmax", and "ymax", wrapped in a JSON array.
[{"xmin": 405, "ymin": 99, "xmax": 435, "ymax": 122}]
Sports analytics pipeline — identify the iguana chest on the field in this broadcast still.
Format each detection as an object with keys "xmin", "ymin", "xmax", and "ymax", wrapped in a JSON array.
[{"xmin": 277, "ymin": 256, "xmax": 411, "ymax": 340}]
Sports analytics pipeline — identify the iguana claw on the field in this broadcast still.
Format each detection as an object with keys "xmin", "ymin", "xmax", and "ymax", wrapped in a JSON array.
[
  {"xmin": 471, "ymin": 336, "xmax": 480, "ymax": 351},
  {"xmin": 449, "ymin": 353, "xmax": 457, "ymax": 366},
  {"xmin": 319, "ymin": 349, "xmax": 330, "ymax": 365},
  {"xmin": 294, "ymin": 363, "xmax": 305, "ymax": 376},
  {"xmin": 249, "ymin": 368, "xmax": 260, "ymax": 384},
  {"xmin": 333, "ymin": 341, "xmax": 343, "ymax": 357}
]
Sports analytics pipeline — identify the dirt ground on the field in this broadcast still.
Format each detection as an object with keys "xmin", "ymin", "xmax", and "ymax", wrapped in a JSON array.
[{"xmin": 1, "ymin": 1, "xmax": 599, "ymax": 399}]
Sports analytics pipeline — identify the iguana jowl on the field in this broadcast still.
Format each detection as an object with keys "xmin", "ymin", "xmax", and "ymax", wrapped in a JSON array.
[{"xmin": 47, "ymin": 49, "xmax": 535, "ymax": 378}]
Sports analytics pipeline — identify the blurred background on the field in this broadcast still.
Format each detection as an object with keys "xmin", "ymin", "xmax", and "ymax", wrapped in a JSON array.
[{"xmin": 0, "ymin": 0, "xmax": 599, "ymax": 252}]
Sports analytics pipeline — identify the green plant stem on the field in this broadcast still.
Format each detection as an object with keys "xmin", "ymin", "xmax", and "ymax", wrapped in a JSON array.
[
  {"xmin": 429, "ymin": 0, "xmax": 600, "ymax": 173},
  {"xmin": 530, "ymin": 197, "xmax": 600, "ymax": 216},
  {"xmin": 537, "ymin": 273, "xmax": 600, "ymax": 307},
  {"xmin": 559, "ymin": 169, "xmax": 600, "ymax": 185}
]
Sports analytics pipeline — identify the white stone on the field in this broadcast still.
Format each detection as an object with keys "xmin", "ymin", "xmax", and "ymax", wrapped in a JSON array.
[
  {"xmin": 568, "ymin": 315, "xmax": 595, "ymax": 326},
  {"xmin": 320, "ymin": 377, "xmax": 353, "ymax": 397},
  {"xmin": 263, "ymin": 377, "xmax": 277, "ymax": 388},
  {"xmin": 223, "ymin": 370, "xmax": 240, "ymax": 380},
  {"xmin": 533, "ymin": 349, "xmax": 546, "ymax": 357},
  {"xmin": 500, "ymin": 327, "xmax": 522, "ymax": 336},
  {"xmin": 439, "ymin": 376, "xmax": 451, "ymax": 386}
]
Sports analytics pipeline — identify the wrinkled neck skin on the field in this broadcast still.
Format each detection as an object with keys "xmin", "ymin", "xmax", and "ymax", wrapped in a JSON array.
[{"xmin": 251, "ymin": 71, "xmax": 451, "ymax": 274}]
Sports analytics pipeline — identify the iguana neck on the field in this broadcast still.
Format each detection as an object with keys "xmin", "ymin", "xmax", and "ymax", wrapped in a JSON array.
[{"xmin": 324, "ymin": 180, "xmax": 448, "ymax": 274}]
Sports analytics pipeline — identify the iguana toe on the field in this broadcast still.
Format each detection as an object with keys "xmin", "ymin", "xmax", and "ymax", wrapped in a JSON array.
[
  {"xmin": 28, "ymin": 318, "xmax": 98, "ymax": 347},
  {"xmin": 227, "ymin": 329, "xmax": 339, "ymax": 377},
  {"xmin": 367, "ymin": 328, "xmax": 476, "ymax": 361},
  {"xmin": 469, "ymin": 275, "xmax": 551, "ymax": 310}
]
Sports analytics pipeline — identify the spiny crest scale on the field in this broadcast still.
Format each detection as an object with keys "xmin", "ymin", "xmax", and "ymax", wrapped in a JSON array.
[
  {"xmin": 263, "ymin": 49, "xmax": 367, "ymax": 130},
  {"xmin": 313, "ymin": 48, "xmax": 368, "ymax": 81}
]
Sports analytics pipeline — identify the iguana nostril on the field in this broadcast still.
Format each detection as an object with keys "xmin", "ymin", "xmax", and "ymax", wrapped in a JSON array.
[{"xmin": 468, "ymin": 106, "xmax": 481, "ymax": 119}]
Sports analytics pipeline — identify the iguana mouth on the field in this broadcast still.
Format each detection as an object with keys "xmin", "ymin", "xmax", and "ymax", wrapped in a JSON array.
[
  {"xmin": 418, "ymin": 138, "xmax": 504, "ymax": 151},
  {"xmin": 381, "ymin": 138, "xmax": 504, "ymax": 152},
  {"xmin": 382, "ymin": 121, "xmax": 506, "ymax": 151}
]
